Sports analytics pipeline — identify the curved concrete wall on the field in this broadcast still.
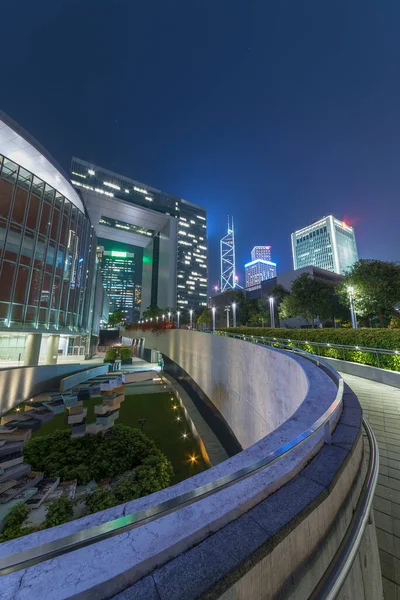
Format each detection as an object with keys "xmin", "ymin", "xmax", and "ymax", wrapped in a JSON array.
[
  {"xmin": 0, "ymin": 363, "xmax": 93, "ymax": 416},
  {"xmin": 134, "ymin": 330, "xmax": 312, "ymax": 449},
  {"xmin": 0, "ymin": 332, "xmax": 382, "ymax": 599}
]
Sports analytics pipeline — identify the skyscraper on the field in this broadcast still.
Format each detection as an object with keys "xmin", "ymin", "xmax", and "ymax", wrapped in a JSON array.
[
  {"xmin": 245, "ymin": 259, "xmax": 277, "ymax": 289},
  {"xmin": 251, "ymin": 246, "xmax": 271, "ymax": 262},
  {"xmin": 96, "ymin": 247, "xmax": 140, "ymax": 322},
  {"xmin": 70, "ymin": 159, "xmax": 208, "ymax": 316},
  {"xmin": 291, "ymin": 216, "xmax": 358, "ymax": 275},
  {"xmin": 220, "ymin": 217, "xmax": 236, "ymax": 292}
]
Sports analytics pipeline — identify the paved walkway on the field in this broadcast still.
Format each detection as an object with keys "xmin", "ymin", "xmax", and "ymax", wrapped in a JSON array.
[{"xmin": 341, "ymin": 373, "xmax": 400, "ymax": 600}]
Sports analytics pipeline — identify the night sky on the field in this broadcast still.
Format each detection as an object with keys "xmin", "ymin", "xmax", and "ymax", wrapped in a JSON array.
[{"xmin": 2, "ymin": 0, "xmax": 400, "ymax": 289}]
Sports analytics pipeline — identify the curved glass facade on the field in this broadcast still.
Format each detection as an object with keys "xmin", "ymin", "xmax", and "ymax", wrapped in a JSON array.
[{"xmin": 0, "ymin": 153, "xmax": 98, "ymax": 334}]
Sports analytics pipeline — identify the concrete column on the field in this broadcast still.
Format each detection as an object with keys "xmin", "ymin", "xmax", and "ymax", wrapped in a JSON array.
[
  {"xmin": 46, "ymin": 334, "xmax": 60, "ymax": 365},
  {"xmin": 24, "ymin": 333, "xmax": 42, "ymax": 366}
]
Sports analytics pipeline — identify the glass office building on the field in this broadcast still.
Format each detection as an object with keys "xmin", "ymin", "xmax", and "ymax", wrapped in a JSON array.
[
  {"xmin": 0, "ymin": 112, "xmax": 108, "ymax": 365},
  {"xmin": 245, "ymin": 259, "xmax": 277, "ymax": 289},
  {"xmin": 97, "ymin": 246, "xmax": 141, "ymax": 322},
  {"xmin": 71, "ymin": 158, "xmax": 208, "ymax": 315},
  {"xmin": 251, "ymin": 246, "xmax": 271, "ymax": 262},
  {"xmin": 291, "ymin": 216, "xmax": 358, "ymax": 275}
]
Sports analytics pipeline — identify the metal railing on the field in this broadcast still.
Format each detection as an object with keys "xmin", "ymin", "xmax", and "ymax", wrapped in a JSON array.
[
  {"xmin": 0, "ymin": 333, "xmax": 378, "ymax": 600},
  {"xmin": 311, "ymin": 416, "xmax": 379, "ymax": 599},
  {"xmin": 216, "ymin": 331, "xmax": 399, "ymax": 370}
]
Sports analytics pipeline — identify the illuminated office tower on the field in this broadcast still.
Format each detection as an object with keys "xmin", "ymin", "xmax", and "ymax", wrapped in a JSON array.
[
  {"xmin": 291, "ymin": 216, "xmax": 358, "ymax": 275},
  {"xmin": 251, "ymin": 246, "xmax": 271, "ymax": 262},
  {"xmin": 245, "ymin": 259, "xmax": 277, "ymax": 289},
  {"xmin": 96, "ymin": 248, "xmax": 137, "ymax": 322},
  {"xmin": 71, "ymin": 158, "xmax": 208, "ymax": 314}
]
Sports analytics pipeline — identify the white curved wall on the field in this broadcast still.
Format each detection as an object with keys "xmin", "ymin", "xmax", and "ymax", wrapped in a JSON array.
[{"xmin": 136, "ymin": 330, "xmax": 311, "ymax": 448}]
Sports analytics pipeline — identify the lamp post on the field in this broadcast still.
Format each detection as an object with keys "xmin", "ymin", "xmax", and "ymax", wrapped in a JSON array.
[
  {"xmin": 168, "ymin": 311, "xmax": 171, "ymax": 322},
  {"xmin": 269, "ymin": 297, "xmax": 275, "ymax": 328},
  {"xmin": 162, "ymin": 314, "xmax": 165, "ymax": 322},
  {"xmin": 348, "ymin": 286, "xmax": 358, "ymax": 329},
  {"xmin": 177, "ymin": 311, "xmax": 181, "ymax": 329},
  {"xmin": 156, "ymin": 316, "xmax": 159, "ymax": 323},
  {"xmin": 189, "ymin": 309, "xmax": 193, "ymax": 329},
  {"xmin": 225, "ymin": 305, "xmax": 230, "ymax": 327},
  {"xmin": 212, "ymin": 307, "xmax": 216, "ymax": 332},
  {"xmin": 232, "ymin": 302, "xmax": 237, "ymax": 327}
]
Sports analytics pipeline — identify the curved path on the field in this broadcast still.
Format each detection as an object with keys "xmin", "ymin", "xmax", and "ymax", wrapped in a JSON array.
[{"xmin": 342, "ymin": 373, "xmax": 400, "ymax": 600}]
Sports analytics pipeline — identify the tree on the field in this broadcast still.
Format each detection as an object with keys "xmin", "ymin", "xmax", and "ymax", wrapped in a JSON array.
[
  {"xmin": 197, "ymin": 307, "xmax": 211, "ymax": 325},
  {"xmin": 279, "ymin": 273, "xmax": 343, "ymax": 327},
  {"xmin": 342, "ymin": 260, "xmax": 400, "ymax": 327},
  {"xmin": 142, "ymin": 305, "xmax": 163, "ymax": 319},
  {"xmin": 44, "ymin": 494, "xmax": 74, "ymax": 528},
  {"xmin": 0, "ymin": 502, "xmax": 41, "ymax": 542},
  {"xmin": 108, "ymin": 309, "xmax": 125, "ymax": 327}
]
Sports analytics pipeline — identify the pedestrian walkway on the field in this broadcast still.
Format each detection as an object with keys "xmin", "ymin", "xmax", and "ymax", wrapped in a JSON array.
[{"xmin": 341, "ymin": 373, "xmax": 400, "ymax": 600}]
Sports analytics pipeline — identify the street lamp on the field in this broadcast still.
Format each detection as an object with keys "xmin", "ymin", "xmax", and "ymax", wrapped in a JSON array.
[
  {"xmin": 162, "ymin": 314, "xmax": 165, "ymax": 322},
  {"xmin": 225, "ymin": 305, "xmax": 230, "ymax": 328},
  {"xmin": 232, "ymin": 302, "xmax": 237, "ymax": 327},
  {"xmin": 212, "ymin": 306, "xmax": 216, "ymax": 332},
  {"xmin": 177, "ymin": 311, "xmax": 181, "ymax": 329},
  {"xmin": 168, "ymin": 311, "xmax": 171, "ymax": 322},
  {"xmin": 156, "ymin": 316, "xmax": 159, "ymax": 323},
  {"xmin": 269, "ymin": 297, "xmax": 275, "ymax": 328},
  {"xmin": 189, "ymin": 309, "xmax": 193, "ymax": 329},
  {"xmin": 347, "ymin": 286, "xmax": 358, "ymax": 329}
]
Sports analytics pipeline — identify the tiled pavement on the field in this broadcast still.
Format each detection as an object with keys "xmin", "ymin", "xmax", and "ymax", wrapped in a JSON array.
[{"xmin": 341, "ymin": 373, "xmax": 400, "ymax": 600}]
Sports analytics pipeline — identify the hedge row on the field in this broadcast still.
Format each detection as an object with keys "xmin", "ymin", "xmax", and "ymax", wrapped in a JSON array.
[{"xmin": 218, "ymin": 327, "xmax": 400, "ymax": 372}]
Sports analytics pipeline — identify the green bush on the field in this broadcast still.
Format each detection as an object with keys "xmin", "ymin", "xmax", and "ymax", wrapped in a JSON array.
[
  {"xmin": 218, "ymin": 327, "xmax": 400, "ymax": 372},
  {"xmin": 85, "ymin": 453, "xmax": 174, "ymax": 514},
  {"xmin": 0, "ymin": 502, "xmax": 42, "ymax": 542},
  {"xmin": 44, "ymin": 494, "xmax": 74, "ymax": 528},
  {"xmin": 104, "ymin": 347, "xmax": 118, "ymax": 362},
  {"xmin": 120, "ymin": 347, "xmax": 132, "ymax": 360},
  {"xmin": 24, "ymin": 425, "xmax": 173, "ymax": 485}
]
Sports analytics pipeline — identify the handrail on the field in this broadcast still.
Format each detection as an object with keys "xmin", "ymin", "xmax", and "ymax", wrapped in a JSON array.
[
  {"xmin": 310, "ymin": 416, "xmax": 379, "ymax": 599},
  {"xmin": 216, "ymin": 331, "xmax": 400, "ymax": 358},
  {"xmin": 0, "ymin": 335, "xmax": 342, "ymax": 576}
]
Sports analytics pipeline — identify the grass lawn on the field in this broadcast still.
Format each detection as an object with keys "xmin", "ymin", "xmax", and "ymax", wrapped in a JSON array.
[{"xmin": 20, "ymin": 391, "xmax": 208, "ymax": 484}]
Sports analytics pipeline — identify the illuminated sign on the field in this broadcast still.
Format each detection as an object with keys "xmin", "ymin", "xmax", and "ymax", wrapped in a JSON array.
[{"xmin": 111, "ymin": 251, "xmax": 127, "ymax": 257}]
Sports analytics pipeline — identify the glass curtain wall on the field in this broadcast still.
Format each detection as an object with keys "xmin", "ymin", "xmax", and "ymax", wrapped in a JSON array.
[{"xmin": 0, "ymin": 154, "xmax": 97, "ymax": 333}]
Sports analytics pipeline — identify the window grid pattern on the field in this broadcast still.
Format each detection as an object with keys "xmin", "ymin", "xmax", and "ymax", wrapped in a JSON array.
[{"xmin": 0, "ymin": 153, "xmax": 97, "ymax": 333}]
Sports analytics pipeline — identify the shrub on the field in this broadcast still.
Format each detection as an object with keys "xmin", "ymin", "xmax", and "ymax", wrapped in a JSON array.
[
  {"xmin": 44, "ymin": 494, "xmax": 74, "ymax": 528},
  {"xmin": 219, "ymin": 327, "xmax": 400, "ymax": 371},
  {"xmin": 0, "ymin": 502, "xmax": 42, "ymax": 542},
  {"xmin": 120, "ymin": 347, "xmax": 132, "ymax": 360},
  {"xmin": 24, "ymin": 425, "xmax": 174, "ymax": 485},
  {"xmin": 85, "ymin": 486, "xmax": 117, "ymax": 514},
  {"xmin": 104, "ymin": 347, "xmax": 118, "ymax": 362}
]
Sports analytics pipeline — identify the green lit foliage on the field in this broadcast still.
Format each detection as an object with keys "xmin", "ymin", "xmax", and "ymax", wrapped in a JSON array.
[
  {"xmin": 85, "ymin": 453, "xmax": 174, "ymax": 514},
  {"xmin": 219, "ymin": 327, "xmax": 400, "ymax": 371},
  {"xmin": 44, "ymin": 494, "xmax": 74, "ymax": 528},
  {"xmin": 341, "ymin": 260, "xmax": 400, "ymax": 327},
  {"xmin": 24, "ymin": 425, "xmax": 173, "ymax": 485},
  {"xmin": 0, "ymin": 502, "xmax": 41, "ymax": 542},
  {"xmin": 279, "ymin": 274, "xmax": 347, "ymax": 327},
  {"xmin": 108, "ymin": 309, "xmax": 125, "ymax": 327}
]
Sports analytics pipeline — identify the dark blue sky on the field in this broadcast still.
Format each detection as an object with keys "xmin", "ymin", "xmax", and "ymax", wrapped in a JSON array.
[{"xmin": 2, "ymin": 0, "xmax": 400, "ymax": 288}]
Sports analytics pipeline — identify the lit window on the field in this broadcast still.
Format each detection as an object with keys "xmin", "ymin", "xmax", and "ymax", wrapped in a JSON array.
[{"xmin": 104, "ymin": 181, "xmax": 121, "ymax": 190}]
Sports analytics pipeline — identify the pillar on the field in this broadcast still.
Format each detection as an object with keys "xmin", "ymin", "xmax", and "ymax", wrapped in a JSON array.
[
  {"xmin": 24, "ymin": 333, "xmax": 42, "ymax": 366},
  {"xmin": 46, "ymin": 334, "xmax": 60, "ymax": 365}
]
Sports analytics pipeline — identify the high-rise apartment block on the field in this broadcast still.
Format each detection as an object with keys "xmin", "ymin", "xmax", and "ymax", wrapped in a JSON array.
[
  {"xmin": 251, "ymin": 246, "xmax": 271, "ymax": 262},
  {"xmin": 291, "ymin": 216, "xmax": 358, "ymax": 275},
  {"xmin": 245, "ymin": 259, "xmax": 277, "ymax": 289},
  {"xmin": 71, "ymin": 159, "xmax": 208, "ymax": 316}
]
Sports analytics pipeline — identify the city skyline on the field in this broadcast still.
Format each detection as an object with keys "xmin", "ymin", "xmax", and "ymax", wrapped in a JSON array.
[{"xmin": 1, "ymin": 2, "xmax": 399, "ymax": 293}]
